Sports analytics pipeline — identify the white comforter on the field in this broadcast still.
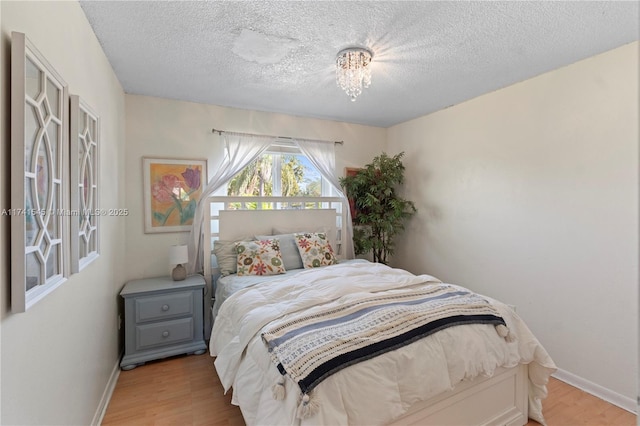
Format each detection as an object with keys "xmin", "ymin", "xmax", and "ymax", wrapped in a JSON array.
[{"xmin": 210, "ymin": 262, "xmax": 556, "ymax": 426}]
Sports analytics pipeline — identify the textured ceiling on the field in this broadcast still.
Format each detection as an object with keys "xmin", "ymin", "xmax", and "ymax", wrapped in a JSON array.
[{"xmin": 80, "ymin": 1, "xmax": 639, "ymax": 128}]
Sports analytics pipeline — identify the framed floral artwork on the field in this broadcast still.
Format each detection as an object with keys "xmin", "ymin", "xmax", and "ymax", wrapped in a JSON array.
[{"xmin": 143, "ymin": 157, "xmax": 207, "ymax": 233}]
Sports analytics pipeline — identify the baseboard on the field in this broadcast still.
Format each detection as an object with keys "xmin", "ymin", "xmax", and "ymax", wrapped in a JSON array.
[
  {"xmin": 553, "ymin": 368, "xmax": 636, "ymax": 414},
  {"xmin": 91, "ymin": 356, "xmax": 121, "ymax": 426}
]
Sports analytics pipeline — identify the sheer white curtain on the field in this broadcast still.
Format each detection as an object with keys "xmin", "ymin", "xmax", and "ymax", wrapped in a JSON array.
[
  {"xmin": 187, "ymin": 133, "xmax": 274, "ymax": 274},
  {"xmin": 294, "ymin": 139, "xmax": 355, "ymax": 259}
]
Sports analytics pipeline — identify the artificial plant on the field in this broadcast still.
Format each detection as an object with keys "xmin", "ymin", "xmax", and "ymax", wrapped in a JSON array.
[{"xmin": 340, "ymin": 152, "xmax": 416, "ymax": 264}]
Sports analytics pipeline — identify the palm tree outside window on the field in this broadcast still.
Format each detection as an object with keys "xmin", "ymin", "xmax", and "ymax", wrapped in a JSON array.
[{"xmin": 227, "ymin": 144, "xmax": 331, "ymax": 204}]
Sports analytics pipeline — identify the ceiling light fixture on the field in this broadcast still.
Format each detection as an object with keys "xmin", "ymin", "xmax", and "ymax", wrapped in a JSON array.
[{"xmin": 336, "ymin": 47, "xmax": 373, "ymax": 102}]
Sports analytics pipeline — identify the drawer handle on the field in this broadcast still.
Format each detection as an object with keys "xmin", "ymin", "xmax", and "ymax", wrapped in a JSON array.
[
  {"xmin": 162, "ymin": 331, "xmax": 170, "ymax": 338},
  {"xmin": 161, "ymin": 304, "xmax": 170, "ymax": 312}
]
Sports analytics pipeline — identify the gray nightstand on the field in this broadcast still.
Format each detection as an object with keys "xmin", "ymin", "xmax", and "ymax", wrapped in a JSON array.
[{"xmin": 120, "ymin": 275, "xmax": 207, "ymax": 370}]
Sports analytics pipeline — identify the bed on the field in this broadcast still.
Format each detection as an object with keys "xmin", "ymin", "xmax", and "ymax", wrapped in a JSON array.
[{"xmin": 204, "ymin": 201, "xmax": 556, "ymax": 426}]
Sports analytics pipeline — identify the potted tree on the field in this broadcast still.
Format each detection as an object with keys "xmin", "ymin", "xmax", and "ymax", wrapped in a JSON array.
[{"xmin": 340, "ymin": 152, "xmax": 416, "ymax": 264}]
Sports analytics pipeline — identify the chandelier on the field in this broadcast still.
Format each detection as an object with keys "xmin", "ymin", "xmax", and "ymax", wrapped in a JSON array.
[{"xmin": 336, "ymin": 47, "xmax": 373, "ymax": 102}]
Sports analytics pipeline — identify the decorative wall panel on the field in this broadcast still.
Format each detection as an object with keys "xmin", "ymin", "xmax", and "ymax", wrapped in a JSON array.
[
  {"xmin": 11, "ymin": 32, "xmax": 69, "ymax": 312},
  {"xmin": 70, "ymin": 95, "xmax": 99, "ymax": 272}
]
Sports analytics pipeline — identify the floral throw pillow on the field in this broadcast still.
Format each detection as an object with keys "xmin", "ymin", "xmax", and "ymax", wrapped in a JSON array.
[
  {"xmin": 236, "ymin": 239, "xmax": 286, "ymax": 276},
  {"xmin": 294, "ymin": 233, "xmax": 338, "ymax": 268}
]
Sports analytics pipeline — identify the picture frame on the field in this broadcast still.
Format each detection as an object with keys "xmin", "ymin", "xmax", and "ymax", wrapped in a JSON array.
[
  {"xmin": 344, "ymin": 167, "xmax": 361, "ymax": 177},
  {"xmin": 143, "ymin": 157, "xmax": 207, "ymax": 233},
  {"xmin": 344, "ymin": 167, "xmax": 361, "ymax": 219}
]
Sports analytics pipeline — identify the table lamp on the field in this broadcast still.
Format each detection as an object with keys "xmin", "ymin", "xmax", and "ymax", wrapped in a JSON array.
[{"xmin": 169, "ymin": 245, "xmax": 188, "ymax": 281}]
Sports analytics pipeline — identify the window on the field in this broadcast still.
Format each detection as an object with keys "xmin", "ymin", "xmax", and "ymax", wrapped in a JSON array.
[{"xmin": 227, "ymin": 144, "xmax": 331, "ymax": 198}]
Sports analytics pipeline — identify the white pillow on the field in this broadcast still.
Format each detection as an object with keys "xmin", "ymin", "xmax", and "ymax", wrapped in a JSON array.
[{"xmin": 213, "ymin": 240, "xmax": 240, "ymax": 276}]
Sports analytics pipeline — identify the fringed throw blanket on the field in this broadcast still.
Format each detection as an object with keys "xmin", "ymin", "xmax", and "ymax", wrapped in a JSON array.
[{"xmin": 261, "ymin": 284, "xmax": 512, "ymax": 419}]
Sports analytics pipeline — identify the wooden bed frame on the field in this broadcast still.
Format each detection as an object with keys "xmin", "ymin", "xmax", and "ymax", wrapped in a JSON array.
[
  {"xmin": 202, "ymin": 197, "xmax": 529, "ymax": 426},
  {"xmin": 391, "ymin": 365, "xmax": 527, "ymax": 426}
]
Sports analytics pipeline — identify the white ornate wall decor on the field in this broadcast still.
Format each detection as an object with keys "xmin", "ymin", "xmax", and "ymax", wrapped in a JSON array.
[
  {"xmin": 11, "ymin": 32, "xmax": 69, "ymax": 312},
  {"xmin": 70, "ymin": 95, "xmax": 100, "ymax": 272}
]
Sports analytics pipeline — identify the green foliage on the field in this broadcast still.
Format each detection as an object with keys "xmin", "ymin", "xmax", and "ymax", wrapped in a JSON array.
[
  {"xmin": 227, "ymin": 154, "xmax": 315, "ymax": 197},
  {"xmin": 227, "ymin": 155, "xmax": 273, "ymax": 196},
  {"xmin": 281, "ymin": 155, "xmax": 304, "ymax": 196},
  {"xmin": 339, "ymin": 152, "xmax": 416, "ymax": 264},
  {"xmin": 303, "ymin": 179, "xmax": 321, "ymax": 197}
]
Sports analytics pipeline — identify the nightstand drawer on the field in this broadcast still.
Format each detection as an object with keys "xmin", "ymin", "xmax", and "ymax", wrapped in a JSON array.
[
  {"xmin": 135, "ymin": 291, "xmax": 193, "ymax": 323},
  {"xmin": 135, "ymin": 317, "xmax": 194, "ymax": 350}
]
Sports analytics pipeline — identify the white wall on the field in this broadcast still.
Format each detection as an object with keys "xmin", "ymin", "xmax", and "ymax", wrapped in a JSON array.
[
  {"xmin": 388, "ymin": 42, "xmax": 638, "ymax": 409},
  {"xmin": 124, "ymin": 94, "xmax": 386, "ymax": 280},
  {"xmin": 0, "ymin": 2, "xmax": 126, "ymax": 424}
]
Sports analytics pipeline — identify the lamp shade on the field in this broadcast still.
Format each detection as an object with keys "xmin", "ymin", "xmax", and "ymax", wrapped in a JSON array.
[{"xmin": 169, "ymin": 245, "xmax": 189, "ymax": 265}]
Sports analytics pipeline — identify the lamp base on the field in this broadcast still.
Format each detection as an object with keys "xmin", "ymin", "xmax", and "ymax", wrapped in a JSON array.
[{"xmin": 172, "ymin": 264, "xmax": 186, "ymax": 281}]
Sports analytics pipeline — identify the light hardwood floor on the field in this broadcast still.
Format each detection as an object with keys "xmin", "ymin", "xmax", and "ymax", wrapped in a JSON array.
[{"xmin": 102, "ymin": 354, "xmax": 636, "ymax": 426}]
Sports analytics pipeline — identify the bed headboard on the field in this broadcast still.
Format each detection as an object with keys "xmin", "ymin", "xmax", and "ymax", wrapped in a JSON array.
[
  {"xmin": 201, "ymin": 196, "xmax": 347, "ymax": 339},
  {"xmin": 219, "ymin": 208, "xmax": 338, "ymax": 243}
]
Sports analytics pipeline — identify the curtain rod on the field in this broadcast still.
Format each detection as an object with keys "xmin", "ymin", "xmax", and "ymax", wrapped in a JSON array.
[{"xmin": 211, "ymin": 128, "xmax": 344, "ymax": 145}]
